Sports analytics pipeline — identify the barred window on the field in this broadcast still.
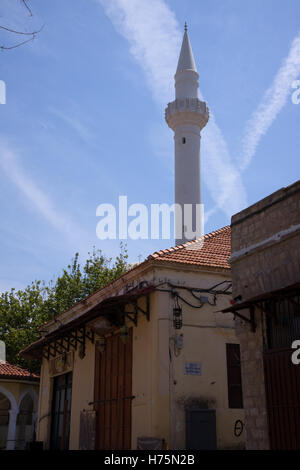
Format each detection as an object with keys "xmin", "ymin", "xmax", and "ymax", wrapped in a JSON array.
[{"xmin": 265, "ymin": 295, "xmax": 300, "ymax": 350}]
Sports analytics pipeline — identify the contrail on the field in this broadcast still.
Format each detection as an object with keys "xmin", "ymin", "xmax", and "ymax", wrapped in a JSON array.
[
  {"xmin": 98, "ymin": 0, "xmax": 247, "ymax": 218},
  {"xmin": 0, "ymin": 140, "xmax": 89, "ymax": 248},
  {"xmin": 239, "ymin": 32, "xmax": 300, "ymax": 171}
]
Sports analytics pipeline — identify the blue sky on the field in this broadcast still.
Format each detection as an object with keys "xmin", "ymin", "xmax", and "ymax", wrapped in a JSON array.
[{"xmin": 0, "ymin": 0, "xmax": 299, "ymax": 292}]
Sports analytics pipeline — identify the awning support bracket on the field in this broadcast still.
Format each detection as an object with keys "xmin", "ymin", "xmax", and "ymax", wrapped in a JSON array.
[
  {"xmin": 233, "ymin": 305, "xmax": 256, "ymax": 332},
  {"xmin": 133, "ymin": 294, "xmax": 150, "ymax": 321},
  {"xmin": 125, "ymin": 311, "xmax": 138, "ymax": 327},
  {"xmin": 38, "ymin": 290, "xmax": 153, "ymax": 361}
]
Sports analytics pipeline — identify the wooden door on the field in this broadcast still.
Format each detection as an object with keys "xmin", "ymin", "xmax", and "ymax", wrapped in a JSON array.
[
  {"xmin": 94, "ymin": 329, "xmax": 133, "ymax": 450},
  {"xmin": 186, "ymin": 409, "xmax": 217, "ymax": 450},
  {"xmin": 264, "ymin": 348, "xmax": 300, "ymax": 449}
]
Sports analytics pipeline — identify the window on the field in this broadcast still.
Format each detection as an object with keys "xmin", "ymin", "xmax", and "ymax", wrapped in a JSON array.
[
  {"xmin": 0, "ymin": 393, "xmax": 10, "ymax": 450},
  {"xmin": 50, "ymin": 372, "xmax": 72, "ymax": 450},
  {"xmin": 226, "ymin": 343, "xmax": 243, "ymax": 409},
  {"xmin": 265, "ymin": 295, "xmax": 300, "ymax": 350},
  {"xmin": 15, "ymin": 394, "xmax": 34, "ymax": 450}
]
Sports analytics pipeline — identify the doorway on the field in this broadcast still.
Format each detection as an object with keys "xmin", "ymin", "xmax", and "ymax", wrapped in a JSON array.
[
  {"xmin": 50, "ymin": 372, "xmax": 72, "ymax": 450},
  {"xmin": 94, "ymin": 329, "xmax": 133, "ymax": 450}
]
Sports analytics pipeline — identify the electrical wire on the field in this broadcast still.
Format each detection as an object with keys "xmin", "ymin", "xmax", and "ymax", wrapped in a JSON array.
[
  {"xmin": 165, "ymin": 280, "xmax": 232, "ymax": 295},
  {"xmin": 175, "ymin": 292, "xmax": 205, "ymax": 309},
  {"xmin": 190, "ymin": 290, "xmax": 216, "ymax": 306},
  {"xmin": 156, "ymin": 279, "xmax": 232, "ymax": 311}
]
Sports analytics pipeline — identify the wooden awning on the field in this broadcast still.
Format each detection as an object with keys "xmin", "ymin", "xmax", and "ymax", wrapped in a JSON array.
[
  {"xmin": 20, "ymin": 286, "xmax": 155, "ymax": 360},
  {"xmin": 221, "ymin": 282, "xmax": 300, "ymax": 332}
]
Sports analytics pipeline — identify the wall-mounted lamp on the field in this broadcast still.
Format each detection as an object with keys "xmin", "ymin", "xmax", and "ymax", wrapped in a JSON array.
[{"xmin": 173, "ymin": 296, "xmax": 182, "ymax": 330}]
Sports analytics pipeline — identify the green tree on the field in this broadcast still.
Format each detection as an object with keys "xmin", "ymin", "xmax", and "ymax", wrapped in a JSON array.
[{"xmin": 0, "ymin": 245, "xmax": 128, "ymax": 372}]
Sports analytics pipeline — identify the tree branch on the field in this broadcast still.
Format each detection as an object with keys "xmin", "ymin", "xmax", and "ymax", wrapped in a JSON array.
[
  {"xmin": 21, "ymin": 0, "xmax": 33, "ymax": 17},
  {"xmin": 0, "ymin": 36, "xmax": 35, "ymax": 50},
  {"xmin": 0, "ymin": 1, "xmax": 43, "ymax": 51},
  {"xmin": 0, "ymin": 24, "xmax": 43, "ymax": 36}
]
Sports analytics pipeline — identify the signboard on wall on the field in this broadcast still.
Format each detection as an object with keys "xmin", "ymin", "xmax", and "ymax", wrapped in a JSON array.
[
  {"xmin": 184, "ymin": 362, "xmax": 201, "ymax": 376},
  {"xmin": 49, "ymin": 351, "xmax": 74, "ymax": 377}
]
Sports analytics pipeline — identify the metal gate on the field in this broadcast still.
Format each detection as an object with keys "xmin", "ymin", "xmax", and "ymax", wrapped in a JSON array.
[
  {"xmin": 264, "ymin": 348, "xmax": 300, "ymax": 449},
  {"xmin": 94, "ymin": 329, "xmax": 133, "ymax": 450},
  {"xmin": 263, "ymin": 294, "xmax": 300, "ymax": 449}
]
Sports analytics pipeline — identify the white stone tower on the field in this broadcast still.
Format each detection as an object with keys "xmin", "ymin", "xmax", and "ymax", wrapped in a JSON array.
[{"xmin": 165, "ymin": 24, "xmax": 209, "ymax": 245}]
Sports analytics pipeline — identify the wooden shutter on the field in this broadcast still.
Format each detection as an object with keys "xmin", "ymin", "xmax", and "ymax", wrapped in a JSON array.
[{"xmin": 226, "ymin": 343, "xmax": 243, "ymax": 409}]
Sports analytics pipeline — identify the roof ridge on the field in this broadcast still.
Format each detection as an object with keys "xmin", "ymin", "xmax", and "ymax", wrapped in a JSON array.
[
  {"xmin": 148, "ymin": 225, "xmax": 230, "ymax": 259},
  {"xmin": 39, "ymin": 226, "xmax": 231, "ymax": 332},
  {"xmin": 3, "ymin": 360, "xmax": 26, "ymax": 369},
  {"xmin": 0, "ymin": 361, "xmax": 39, "ymax": 378}
]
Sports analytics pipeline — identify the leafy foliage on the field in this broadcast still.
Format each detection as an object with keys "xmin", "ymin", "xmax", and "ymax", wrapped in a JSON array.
[{"xmin": 0, "ymin": 245, "xmax": 128, "ymax": 373}]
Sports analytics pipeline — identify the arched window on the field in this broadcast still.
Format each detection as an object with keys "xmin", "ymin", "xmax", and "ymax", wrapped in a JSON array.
[
  {"xmin": 0, "ymin": 392, "xmax": 10, "ymax": 450},
  {"xmin": 15, "ymin": 394, "xmax": 34, "ymax": 450}
]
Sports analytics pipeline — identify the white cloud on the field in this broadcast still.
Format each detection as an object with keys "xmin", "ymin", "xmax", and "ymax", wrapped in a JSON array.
[
  {"xmin": 98, "ymin": 0, "xmax": 247, "ymax": 219},
  {"xmin": 0, "ymin": 140, "xmax": 88, "ymax": 248},
  {"xmin": 239, "ymin": 32, "xmax": 300, "ymax": 171},
  {"xmin": 98, "ymin": 0, "xmax": 180, "ymax": 103},
  {"xmin": 202, "ymin": 116, "xmax": 247, "ymax": 217}
]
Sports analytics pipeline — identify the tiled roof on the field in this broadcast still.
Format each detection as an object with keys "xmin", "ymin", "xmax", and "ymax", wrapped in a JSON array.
[
  {"xmin": 20, "ymin": 227, "xmax": 231, "ymax": 360},
  {"xmin": 148, "ymin": 226, "xmax": 231, "ymax": 269},
  {"xmin": 0, "ymin": 361, "xmax": 39, "ymax": 381}
]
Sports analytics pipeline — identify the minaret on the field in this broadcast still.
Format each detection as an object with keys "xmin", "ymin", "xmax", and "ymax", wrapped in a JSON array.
[{"xmin": 165, "ymin": 24, "xmax": 209, "ymax": 245}]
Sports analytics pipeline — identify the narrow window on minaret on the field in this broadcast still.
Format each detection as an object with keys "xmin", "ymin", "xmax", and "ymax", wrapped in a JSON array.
[{"xmin": 182, "ymin": 137, "xmax": 186, "ymax": 144}]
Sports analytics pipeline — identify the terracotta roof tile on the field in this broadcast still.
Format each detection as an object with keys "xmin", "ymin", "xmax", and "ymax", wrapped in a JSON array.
[
  {"xmin": 148, "ymin": 226, "xmax": 231, "ymax": 269},
  {"xmin": 19, "ymin": 227, "xmax": 231, "ymax": 360},
  {"xmin": 0, "ymin": 361, "xmax": 39, "ymax": 381}
]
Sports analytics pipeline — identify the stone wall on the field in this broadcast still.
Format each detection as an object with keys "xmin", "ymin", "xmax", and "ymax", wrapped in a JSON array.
[
  {"xmin": 230, "ymin": 179, "xmax": 300, "ymax": 450},
  {"xmin": 231, "ymin": 180, "xmax": 300, "ymax": 301},
  {"xmin": 235, "ymin": 314, "xmax": 269, "ymax": 449}
]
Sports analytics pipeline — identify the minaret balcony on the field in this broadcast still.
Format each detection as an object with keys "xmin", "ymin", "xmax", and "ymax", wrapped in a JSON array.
[{"xmin": 165, "ymin": 98, "xmax": 209, "ymax": 131}]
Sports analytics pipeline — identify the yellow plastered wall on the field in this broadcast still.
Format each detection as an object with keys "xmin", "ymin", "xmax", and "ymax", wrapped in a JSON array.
[
  {"xmin": 131, "ymin": 290, "xmax": 171, "ymax": 449},
  {"xmin": 69, "ymin": 339, "xmax": 95, "ymax": 449},
  {"xmin": 37, "ymin": 340, "xmax": 95, "ymax": 449},
  {"xmin": 0, "ymin": 380, "xmax": 39, "ymax": 410},
  {"xmin": 0, "ymin": 379, "xmax": 39, "ymax": 450},
  {"xmin": 37, "ymin": 359, "xmax": 52, "ymax": 447},
  {"xmin": 37, "ymin": 264, "xmax": 244, "ymax": 450},
  {"xmin": 130, "ymin": 266, "xmax": 245, "ymax": 450}
]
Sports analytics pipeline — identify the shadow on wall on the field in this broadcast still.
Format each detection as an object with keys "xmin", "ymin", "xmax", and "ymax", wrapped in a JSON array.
[{"xmin": 176, "ymin": 396, "xmax": 216, "ymax": 409}]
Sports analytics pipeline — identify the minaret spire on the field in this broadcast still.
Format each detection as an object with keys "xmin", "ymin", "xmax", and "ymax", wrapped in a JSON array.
[
  {"xmin": 176, "ymin": 25, "xmax": 197, "ymax": 75},
  {"xmin": 165, "ymin": 26, "xmax": 209, "ymax": 245}
]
